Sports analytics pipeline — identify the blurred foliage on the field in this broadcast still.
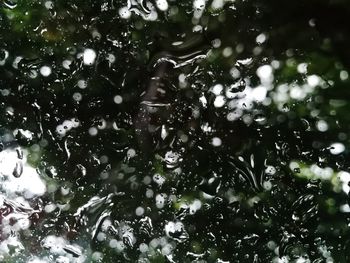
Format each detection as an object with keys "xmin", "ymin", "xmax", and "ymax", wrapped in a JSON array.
[{"xmin": 1, "ymin": 0, "xmax": 350, "ymax": 262}]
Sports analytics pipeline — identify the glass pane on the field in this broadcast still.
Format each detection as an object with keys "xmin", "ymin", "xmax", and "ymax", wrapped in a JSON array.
[{"xmin": 1, "ymin": 1, "xmax": 350, "ymax": 262}]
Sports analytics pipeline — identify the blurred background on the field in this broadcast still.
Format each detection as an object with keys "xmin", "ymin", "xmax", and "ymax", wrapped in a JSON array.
[{"xmin": 1, "ymin": 0, "xmax": 350, "ymax": 262}]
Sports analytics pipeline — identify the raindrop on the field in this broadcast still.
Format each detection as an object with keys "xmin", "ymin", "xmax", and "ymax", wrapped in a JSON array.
[
  {"xmin": 119, "ymin": 7, "xmax": 131, "ymax": 19},
  {"xmin": 329, "ymin": 143, "xmax": 345, "ymax": 155},
  {"xmin": 3, "ymin": 0, "xmax": 17, "ymax": 9},
  {"xmin": 153, "ymin": 173, "xmax": 166, "ymax": 185},
  {"xmin": 214, "ymin": 95, "xmax": 226, "ymax": 108},
  {"xmin": 114, "ymin": 95, "xmax": 123, "ymax": 104},
  {"xmin": 40, "ymin": 66, "xmax": 52, "ymax": 77},
  {"xmin": 13, "ymin": 161, "xmax": 23, "ymax": 178},
  {"xmin": 156, "ymin": 0, "xmax": 169, "ymax": 11},
  {"xmin": 212, "ymin": 137, "xmax": 222, "ymax": 147},
  {"xmin": 254, "ymin": 114, "xmax": 266, "ymax": 123},
  {"xmin": 165, "ymin": 221, "xmax": 189, "ymax": 243},
  {"xmin": 127, "ymin": 148, "xmax": 136, "ymax": 158},
  {"xmin": 293, "ymin": 168, "xmax": 300, "ymax": 173},
  {"xmin": 73, "ymin": 92, "xmax": 82, "ymax": 102},
  {"xmin": 164, "ymin": 151, "xmax": 181, "ymax": 168},
  {"xmin": 15, "ymin": 147, "xmax": 23, "ymax": 160},
  {"xmin": 83, "ymin": 48, "xmax": 97, "ymax": 65},
  {"xmin": 316, "ymin": 120, "xmax": 328, "ymax": 132},
  {"xmin": 77, "ymin": 80, "xmax": 87, "ymax": 89},
  {"xmin": 228, "ymin": 79, "xmax": 246, "ymax": 93},
  {"xmin": 44, "ymin": 1, "xmax": 53, "ymax": 9},
  {"xmin": 63, "ymin": 245, "xmax": 82, "ymax": 257},
  {"xmin": 135, "ymin": 206, "xmax": 145, "ymax": 216},
  {"xmin": 88, "ymin": 127, "xmax": 98, "ymax": 136},
  {"xmin": 139, "ymin": 243, "xmax": 149, "ymax": 253}
]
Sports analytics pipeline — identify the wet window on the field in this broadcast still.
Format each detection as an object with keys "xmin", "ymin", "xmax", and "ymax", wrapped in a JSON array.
[{"xmin": 1, "ymin": 0, "xmax": 350, "ymax": 262}]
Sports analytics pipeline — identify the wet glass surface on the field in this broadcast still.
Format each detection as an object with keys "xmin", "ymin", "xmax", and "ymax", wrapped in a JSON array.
[{"xmin": 1, "ymin": 0, "xmax": 350, "ymax": 262}]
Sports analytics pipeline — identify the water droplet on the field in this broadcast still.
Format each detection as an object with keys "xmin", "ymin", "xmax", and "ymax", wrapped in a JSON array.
[
  {"xmin": 40, "ymin": 66, "xmax": 52, "ymax": 77},
  {"xmin": 13, "ymin": 161, "xmax": 23, "ymax": 178},
  {"xmin": 164, "ymin": 151, "xmax": 181, "ymax": 168},
  {"xmin": 3, "ymin": 0, "xmax": 17, "ymax": 9},
  {"xmin": 293, "ymin": 167, "xmax": 300, "ymax": 173},
  {"xmin": 165, "ymin": 221, "xmax": 189, "ymax": 243},
  {"xmin": 212, "ymin": 137, "xmax": 222, "ymax": 147},
  {"xmin": 83, "ymin": 48, "xmax": 97, "ymax": 65},
  {"xmin": 254, "ymin": 114, "xmax": 266, "ymax": 123},
  {"xmin": 114, "ymin": 95, "xmax": 123, "ymax": 104}
]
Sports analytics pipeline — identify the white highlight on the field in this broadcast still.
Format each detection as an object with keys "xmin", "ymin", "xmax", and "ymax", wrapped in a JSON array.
[
  {"xmin": 40, "ymin": 66, "xmax": 52, "ymax": 77},
  {"xmin": 119, "ymin": 7, "xmax": 131, "ymax": 19},
  {"xmin": 214, "ymin": 95, "xmax": 226, "ymax": 108},
  {"xmin": 114, "ymin": 95, "xmax": 123, "ymax": 104},
  {"xmin": 212, "ymin": 137, "xmax": 222, "ymax": 147},
  {"xmin": 330, "ymin": 143, "xmax": 345, "ymax": 155},
  {"xmin": 83, "ymin": 48, "xmax": 97, "ymax": 65},
  {"xmin": 252, "ymin": 86, "xmax": 267, "ymax": 102},
  {"xmin": 156, "ymin": 0, "xmax": 169, "ymax": 11}
]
